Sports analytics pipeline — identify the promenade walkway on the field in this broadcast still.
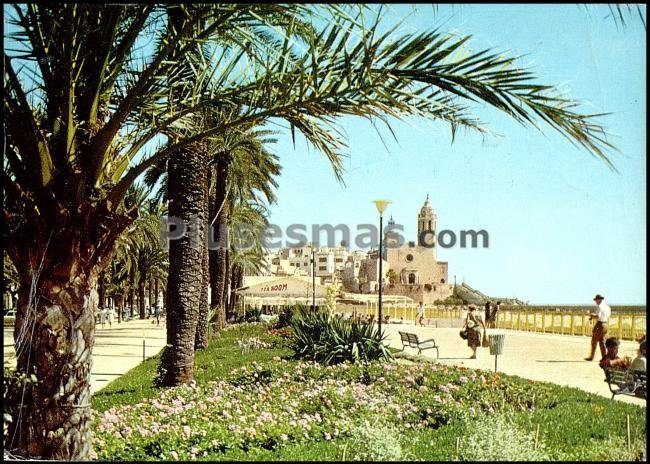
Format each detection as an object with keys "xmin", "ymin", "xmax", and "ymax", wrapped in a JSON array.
[
  {"xmin": 4, "ymin": 318, "xmax": 645, "ymax": 404},
  {"xmin": 384, "ymin": 323, "xmax": 646, "ymax": 405},
  {"xmin": 3, "ymin": 318, "xmax": 166, "ymax": 394}
]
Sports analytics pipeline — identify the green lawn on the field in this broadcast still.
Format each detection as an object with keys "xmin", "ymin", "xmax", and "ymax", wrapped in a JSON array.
[
  {"xmin": 91, "ymin": 322, "xmax": 646, "ymax": 461},
  {"xmin": 92, "ymin": 323, "xmax": 292, "ymax": 413}
]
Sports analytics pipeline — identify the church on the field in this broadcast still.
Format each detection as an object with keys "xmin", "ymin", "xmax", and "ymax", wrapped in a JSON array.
[{"xmin": 350, "ymin": 195, "xmax": 454, "ymax": 304}]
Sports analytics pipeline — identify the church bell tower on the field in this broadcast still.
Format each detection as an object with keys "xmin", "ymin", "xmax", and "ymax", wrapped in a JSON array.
[{"xmin": 417, "ymin": 194, "xmax": 436, "ymax": 248}]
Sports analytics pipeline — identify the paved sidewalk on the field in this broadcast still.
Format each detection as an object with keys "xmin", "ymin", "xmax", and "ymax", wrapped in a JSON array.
[
  {"xmin": 384, "ymin": 323, "xmax": 646, "ymax": 406},
  {"xmin": 4, "ymin": 318, "xmax": 166, "ymax": 394}
]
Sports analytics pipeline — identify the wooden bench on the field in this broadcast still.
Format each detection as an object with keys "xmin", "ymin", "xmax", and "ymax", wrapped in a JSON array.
[
  {"xmin": 398, "ymin": 331, "xmax": 439, "ymax": 358},
  {"xmin": 603, "ymin": 367, "xmax": 646, "ymax": 400}
]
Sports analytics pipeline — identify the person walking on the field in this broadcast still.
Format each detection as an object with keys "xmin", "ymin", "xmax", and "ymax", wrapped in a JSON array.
[
  {"xmin": 106, "ymin": 306, "xmax": 113, "ymax": 327},
  {"xmin": 489, "ymin": 301, "xmax": 501, "ymax": 328},
  {"xmin": 416, "ymin": 301, "xmax": 425, "ymax": 326},
  {"xmin": 585, "ymin": 293, "xmax": 611, "ymax": 361},
  {"xmin": 464, "ymin": 304, "xmax": 486, "ymax": 359},
  {"xmin": 99, "ymin": 307, "xmax": 106, "ymax": 329},
  {"xmin": 154, "ymin": 292, "xmax": 163, "ymax": 326},
  {"xmin": 484, "ymin": 300, "xmax": 491, "ymax": 325}
]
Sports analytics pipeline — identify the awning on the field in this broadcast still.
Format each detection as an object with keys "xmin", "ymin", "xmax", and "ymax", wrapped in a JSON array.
[{"xmin": 236, "ymin": 276, "xmax": 328, "ymax": 298}]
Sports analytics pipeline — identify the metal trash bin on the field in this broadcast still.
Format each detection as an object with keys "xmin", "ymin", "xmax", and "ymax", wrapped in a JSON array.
[{"xmin": 488, "ymin": 334, "xmax": 505, "ymax": 355}]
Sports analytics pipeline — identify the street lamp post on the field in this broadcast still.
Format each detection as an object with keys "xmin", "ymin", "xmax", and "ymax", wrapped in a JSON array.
[
  {"xmin": 373, "ymin": 200, "xmax": 391, "ymax": 337},
  {"xmin": 312, "ymin": 245, "xmax": 316, "ymax": 311}
]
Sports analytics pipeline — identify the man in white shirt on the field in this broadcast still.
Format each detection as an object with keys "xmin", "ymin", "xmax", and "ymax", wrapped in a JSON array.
[{"xmin": 585, "ymin": 293, "xmax": 611, "ymax": 361}]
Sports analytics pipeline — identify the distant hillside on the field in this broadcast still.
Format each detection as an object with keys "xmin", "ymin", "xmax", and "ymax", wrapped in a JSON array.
[{"xmin": 446, "ymin": 282, "xmax": 526, "ymax": 306}]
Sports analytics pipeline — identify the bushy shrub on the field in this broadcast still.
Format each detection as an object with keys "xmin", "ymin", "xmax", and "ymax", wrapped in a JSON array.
[
  {"xmin": 560, "ymin": 435, "xmax": 645, "ymax": 461},
  {"xmin": 459, "ymin": 413, "xmax": 550, "ymax": 461},
  {"xmin": 343, "ymin": 420, "xmax": 407, "ymax": 461},
  {"xmin": 235, "ymin": 306, "xmax": 262, "ymax": 323},
  {"xmin": 275, "ymin": 304, "xmax": 301, "ymax": 328},
  {"xmin": 289, "ymin": 307, "xmax": 391, "ymax": 365}
]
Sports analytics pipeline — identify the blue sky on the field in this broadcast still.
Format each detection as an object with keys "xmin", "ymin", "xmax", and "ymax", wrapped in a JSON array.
[{"xmin": 265, "ymin": 4, "xmax": 646, "ymax": 305}]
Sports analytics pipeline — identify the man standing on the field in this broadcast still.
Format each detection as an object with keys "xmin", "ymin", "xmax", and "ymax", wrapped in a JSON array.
[
  {"xmin": 489, "ymin": 301, "xmax": 501, "ymax": 328},
  {"xmin": 155, "ymin": 292, "xmax": 163, "ymax": 326},
  {"xmin": 585, "ymin": 293, "xmax": 611, "ymax": 361},
  {"xmin": 484, "ymin": 300, "xmax": 491, "ymax": 325}
]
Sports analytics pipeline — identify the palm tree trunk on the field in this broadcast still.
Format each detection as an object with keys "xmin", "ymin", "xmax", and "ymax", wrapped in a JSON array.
[
  {"xmin": 223, "ymin": 248, "xmax": 231, "ymax": 321},
  {"xmin": 228, "ymin": 264, "xmax": 243, "ymax": 314},
  {"xmin": 195, "ymin": 168, "xmax": 212, "ymax": 348},
  {"xmin": 128, "ymin": 267, "xmax": 135, "ymax": 318},
  {"xmin": 161, "ymin": 139, "xmax": 210, "ymax": 386},
  {"xmin": 8, "ymin": 277, "xmax": 95, "ymax": 459},
  {"xmin": 138, "ymin": 269, "xmax": 146, "ymax": 319},
  {"xmin": 98, "ymin": 271, "xmax": 106, "ymax": 309},
  {"xmin": 118, "ymin": 295, "xmax": 123, "ymax": 323},
  {"xmin": 154, "ymin": 278, "xmax": 160, "ymax": 308},
  {"xmin": 148, "ymin": 279, "xmax": 153, "ymax": 317},
  {"xmin": 194, "ymin": 231, "xmax": 210, "ymax": 349},
  {"xmin": 208, "ymin": 154, "xmax": 232, "ymax": 330},
  {"xmin": 6, "ymin": 210, "xmax": 132, "ymax": 459}
]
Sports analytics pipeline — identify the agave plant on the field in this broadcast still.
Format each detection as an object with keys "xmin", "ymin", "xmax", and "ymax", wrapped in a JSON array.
[{"xmin": 290, "ymin": 306, "xmax": 392, "ymax": 365}]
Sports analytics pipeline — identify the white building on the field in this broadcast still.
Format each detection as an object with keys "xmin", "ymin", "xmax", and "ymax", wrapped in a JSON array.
[{"xmin": 262, "ymin": 244, "xmax": 353, "ymax": 283}]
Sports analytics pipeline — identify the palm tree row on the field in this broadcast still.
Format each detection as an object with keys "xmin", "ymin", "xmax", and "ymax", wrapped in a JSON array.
[
  {"xmin": 4, "ymin": 4, "xmax": 617, "ymax": 459},
  {"xmin": 102, "ymin": 186, "xmax": 169, "ymax": 321}
]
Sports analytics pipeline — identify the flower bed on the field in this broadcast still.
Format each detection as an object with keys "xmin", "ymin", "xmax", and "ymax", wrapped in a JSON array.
[{"xmin": 90, "ymin": 323, "xmax": 646, "ymax": 461}]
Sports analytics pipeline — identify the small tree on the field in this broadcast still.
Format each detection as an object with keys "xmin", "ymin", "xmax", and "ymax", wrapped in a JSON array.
[
  {"xmin": 386, "ymin": 269, "xmax": 398, "ymax": 285},
  {"xmin": 326, "ymin": 275, "xmax": 342, "ymax": 315}
]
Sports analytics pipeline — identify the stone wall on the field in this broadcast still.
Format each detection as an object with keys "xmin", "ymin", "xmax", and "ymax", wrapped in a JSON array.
[{"xmin": 383, "ymin": 282, "xmax": 454, "ymax": 304}]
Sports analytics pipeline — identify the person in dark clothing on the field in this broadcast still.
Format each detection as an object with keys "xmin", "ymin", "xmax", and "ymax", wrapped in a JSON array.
[
  {"xmin": 489, "ymin": 301, "xmax": 501, "ymax": 328},
  {"xmin": 599, "ymin": 337, "xmax": 631, "ymax": 369},
  {"xmin": 464, "ymin": 305, "xmax": 486, "ymax": 359},
  {"xmin": 484, "ymin": 300, "xmax": 491, "ymax": 325}
]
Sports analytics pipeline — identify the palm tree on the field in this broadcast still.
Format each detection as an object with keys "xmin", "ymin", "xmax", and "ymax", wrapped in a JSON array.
[
  {"xmin": 206, "ymin": 129, "xmax": 281, "ymax": 334},
  {"xmin": 109, "ymin": 187, "xmax": 163, "ymax": 318},
  {"xmin": 144, "ymin": 126, "xmax": 281, "ymax": 347},
  {"xmin": 4, "ymin": 4, "xmax": 616, "ymax": 458},
  {"xmin": 226, "ymin": 199, "xmax": 273, "ymax": 316},
  {"xmin": 158, "ymin": 6, "xmax": 213, "ymax": 385}
]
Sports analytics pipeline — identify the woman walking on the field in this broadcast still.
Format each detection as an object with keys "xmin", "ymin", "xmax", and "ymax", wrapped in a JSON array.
[
  {"xmin": 416, "ymin": 301, "xmax": 425, "ymax": 326},
  {"xmin": 464, "ymin": 304, "xmax": 486, "ymax": 359}
]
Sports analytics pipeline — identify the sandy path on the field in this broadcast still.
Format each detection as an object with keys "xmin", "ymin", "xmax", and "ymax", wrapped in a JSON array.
[
  {"xmin": 384, "ymin": 323, "xmax": 645, "ymax": 406},
  {"xmin": 4, "ymin": 318, "xmax": 166, "ymax": 394}
]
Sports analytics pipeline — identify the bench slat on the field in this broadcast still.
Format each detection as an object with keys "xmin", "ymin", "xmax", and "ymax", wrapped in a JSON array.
[{"xmin": 604, "ymin": 367, "xmax": 646, "ymax": 399}]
